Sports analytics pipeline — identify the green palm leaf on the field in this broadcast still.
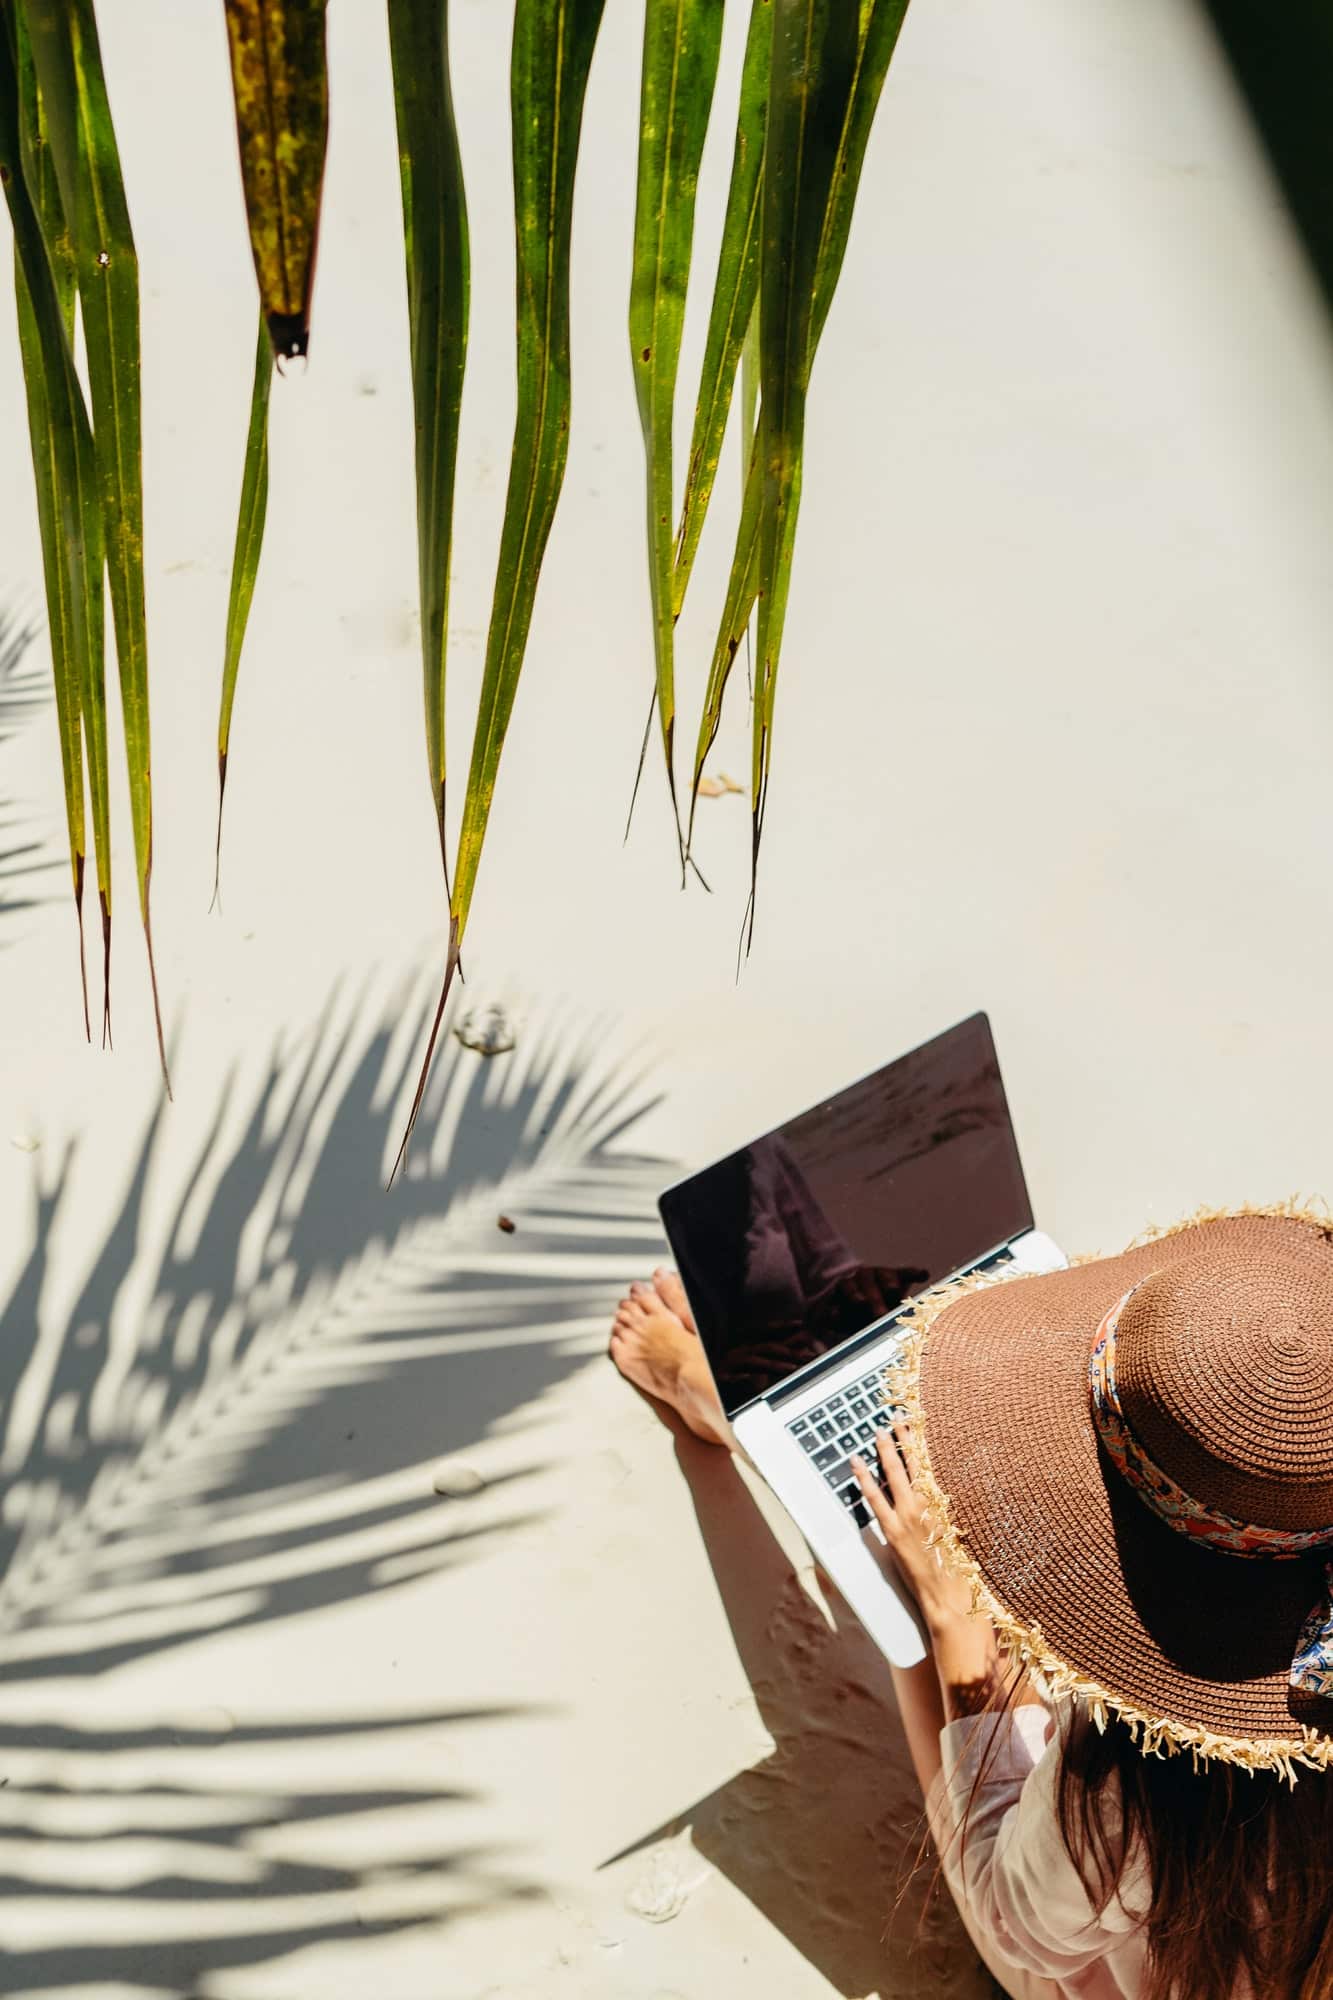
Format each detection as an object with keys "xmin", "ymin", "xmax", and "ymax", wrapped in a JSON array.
[
  {"xmin": 686, "ymin": 428, "xmax": 761, "ymax": 855},
  {"xmin": 629, "ymin": 0, "xmax": 725, "ymax": 862},
  {"xmin": 670, "ymin": 0, "xmax": 768, "ymax": 616},
  {"xmin": 688, "ymin": 0, "xmax": 911, "ymax": 890},
  {"xmin": 752, "ymin": 0, "xmax": 859, "ymax": 860},
  {"xmin": 213, "ymin": 311, "xmax": 274, "ymax": 905},
  {"xmin": 2, "ymin": 4, "xmax": 108, "ymax": 1038},
  {"xmin": 222, "ymin": 0, "xmax": 328, "ymax": 361},
  {"xmin": 392, "ymin": 0, "xmax": 607, "ymax": 1183},
  {"xmin": 10, "ymin": 12, "xmax": 85, "ymax": 1030},
  {"xmin": 740, "ymin": 302, "xmax": 760, "ymax": 469},
  {"xmin": 810, "ymin": 0, "xmax": 910, "ymax": 334},
  {"xmin": 23, "ymin": 0, "xmax": 167, "ymax": 1079},
  {"xmin": 387, "ymin": 0, "xmax": 470, "ymax": 880}
]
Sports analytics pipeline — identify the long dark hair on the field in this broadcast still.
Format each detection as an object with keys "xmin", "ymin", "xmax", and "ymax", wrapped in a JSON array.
[{"xmin": 1055, "ymin": 1706, "xmax": 1333, "ymax": 2000}]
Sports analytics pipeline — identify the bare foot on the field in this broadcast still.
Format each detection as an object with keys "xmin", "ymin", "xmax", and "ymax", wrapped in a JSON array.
[
  {"xmin": 652, "ymin": 1266, "xmax": 696, "ymax": 1333},
  {"xmin": 609, "ymin": 1277, "xmax": 730, "ymax": 1447}
]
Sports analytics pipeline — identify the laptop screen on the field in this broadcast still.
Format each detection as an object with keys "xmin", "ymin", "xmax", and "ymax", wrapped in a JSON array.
[{"xmin": 658, "ymin": 1012, "xmax": 1033, "ymax": 1418}]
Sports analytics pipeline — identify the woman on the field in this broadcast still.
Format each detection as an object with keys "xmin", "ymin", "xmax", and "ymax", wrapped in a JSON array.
[{"xmin": 610, "ymin": 1206, "xmax": 1333, "ymax": 2000}]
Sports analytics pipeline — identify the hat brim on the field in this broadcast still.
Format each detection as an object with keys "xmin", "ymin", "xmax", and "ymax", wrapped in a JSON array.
[{"xmin": 907, "ymin": 1208, "xmax": 1333, "ymax": 1772}]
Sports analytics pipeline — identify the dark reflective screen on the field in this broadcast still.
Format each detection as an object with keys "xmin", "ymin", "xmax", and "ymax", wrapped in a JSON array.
[{"xmin": 659, "ymin": 1013, "xmax": 1032, "ymax": 1417}]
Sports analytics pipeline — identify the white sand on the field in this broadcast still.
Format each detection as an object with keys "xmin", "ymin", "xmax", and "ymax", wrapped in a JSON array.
[{"xmin": 3, "ymin": 0, "xmax": 1333, "ymax": 1993}]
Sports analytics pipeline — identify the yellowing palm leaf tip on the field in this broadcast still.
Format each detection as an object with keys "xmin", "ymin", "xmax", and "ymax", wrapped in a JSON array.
[{"xmin": 1, "ymin": 0, "xmax": 910, "ymax": 1151}]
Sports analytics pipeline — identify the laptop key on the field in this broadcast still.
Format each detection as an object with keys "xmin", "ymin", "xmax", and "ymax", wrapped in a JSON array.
[
  {"xmin": 850, "ymin": 1399, "xmax": 870, "ymax": 1419},
  {"xmin": 813, "ymin": 1443, "xmax": 840, "ymax": 1473},
  {"xmin": 798, "ymin": 1432, "xmax": 819, "ymax": 1454},
  {"xmin": 791, "ymin": 1417, "xmax": 809, "ymax": 1434},
  {"xmin": 817, "ymin": 1421, "xmax": 836, "ymax": 1443}
]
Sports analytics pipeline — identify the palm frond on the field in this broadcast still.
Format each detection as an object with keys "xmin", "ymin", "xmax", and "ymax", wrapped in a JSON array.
[
  {"xmin": 214, "ymin": 311, "xmax": 274, "ymax": 905},
  {"xmin": 629, "ymin": 0, "xmax": 725, "ymax": 862},
  {"xmin": 23, "ymin": 0, "xmax": 166, "ymax": 1074},
  {"xmin": 687, "ymin": 430, "xmax": 761, "ymax": 853},
  {"xmin": 689, "ymin": 0, "xmax": 911, "ymax": 908},
  {"xmin": 0, "ymin": 0, "xmax": 914, "ymax": 1124},
  {"xmin": 394, "ymin": 0, "xmax": 608, "ymax": 1180},
  {"xmin": 1, "ymin": 14, "xmax": 106, "ymax": 1032},
  {"xmin": 750, "ymin": 0, "xmax": 860, "ymax": 947},
  {"xmin": 388, "ymin": 0, "xmax": 470, "ymax": 881},
  {"xmin": 222, "ymin": 0, "xmax": 329, "ymax": 360},
  {"xmin": 671, "ymin": 0, "xmax": 768, "ymax": 615}
]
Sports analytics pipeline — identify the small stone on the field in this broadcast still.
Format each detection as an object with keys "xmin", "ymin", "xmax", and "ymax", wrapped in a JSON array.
[
  {"xmin": 433, "ymin": 1462, "xmax": 484, "ymax": 1498},
  {"xmin": 497, "ymin": 1214, "xmax": 516, "ymax": 1234},
  {"xmin": 454, "ymin": 1004, "xmax": 516, "ymax": 1058},
  {"xmin": 625, "ymin": 1840, "xmax": 710, "ymax": 1923},
  {"xmin": 9, "ymin": 1135, "xmax": 39, "ymax": 1154}
]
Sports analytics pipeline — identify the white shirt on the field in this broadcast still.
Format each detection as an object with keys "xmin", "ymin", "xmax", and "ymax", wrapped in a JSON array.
[{"xmin": 926, "ymin": 1705, "xmax": 1151, "ymax": 2000}]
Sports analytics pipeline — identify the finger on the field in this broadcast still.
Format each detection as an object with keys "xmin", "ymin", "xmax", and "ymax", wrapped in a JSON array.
[
  {"xmin": 851, "ymin": 1454, "xmax": 897, "ymax": 1539},
  {"xmin": 876, "ymin": 1421, "xmax": 913, "ymax": 1509},
  {"xmin": 894, "ymin": 1416, "xmax": 921, "ymax": 1480}
]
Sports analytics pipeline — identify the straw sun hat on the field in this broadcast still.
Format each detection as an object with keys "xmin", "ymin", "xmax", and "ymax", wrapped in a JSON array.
[{"xmin": 894, "ymin": 1204, "xmax": 1333, "ymax": 1777}]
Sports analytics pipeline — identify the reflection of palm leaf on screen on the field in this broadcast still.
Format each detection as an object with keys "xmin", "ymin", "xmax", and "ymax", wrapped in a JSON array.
[{"xmin": 0, "ymin": 983, "xmax": 667, "ymax": 1681}]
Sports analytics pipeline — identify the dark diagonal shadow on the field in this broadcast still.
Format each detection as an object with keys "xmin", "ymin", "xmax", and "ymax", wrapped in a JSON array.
[
  {"xmin": 0, "ymin": 1705, "xmax": 546, "ymax": 1995},
  {"xmin": 601, "ymin": 1410, "xmax": 993, "ymax": 1999},
  {"xmin": 1203, "ymin": 2, "xmax": 1333, "ymax": 326},
  {"xmin": 0, "ymin": 982, "xmax": 668, "ymax": 1990}
]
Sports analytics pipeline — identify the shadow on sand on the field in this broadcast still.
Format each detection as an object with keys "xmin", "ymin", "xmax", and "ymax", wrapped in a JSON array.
[
  {"xmin": 0, "ymin": 981, "xmax": 668, "ymax": 1992},
  {"xmin": 0, "ymin": 609, "xmax": 59, "ymax": 952},
  {"xmin": 604, "ymin": 1400, "xmax": 996, "ymax": 2000}
]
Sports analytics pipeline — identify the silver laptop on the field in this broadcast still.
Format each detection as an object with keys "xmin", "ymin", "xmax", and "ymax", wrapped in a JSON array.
[{"xmin": 658, "ymin": 1012, "xmax": 1066, "ymax": 1668}]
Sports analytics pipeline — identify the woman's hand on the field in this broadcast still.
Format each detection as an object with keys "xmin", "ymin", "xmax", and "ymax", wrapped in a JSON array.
[
  {"xmin": 854, "ymin": 1421, "xmax": 1025, "ymax": 1722},
  {"xmin": 851, "ymin": 1420, "xmax": 978, "ymax": 1640}
]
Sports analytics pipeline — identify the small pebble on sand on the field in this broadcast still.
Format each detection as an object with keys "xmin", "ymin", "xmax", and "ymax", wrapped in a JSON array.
[{"xmin": 433, "ymin": 1462, "xmax": 485, "ymax": 1498}]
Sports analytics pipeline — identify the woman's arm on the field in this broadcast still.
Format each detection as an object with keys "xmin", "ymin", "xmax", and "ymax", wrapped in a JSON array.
[{"xmin": 854, "ymin": 1416, "xmax": 1046, "ymax": 1832}]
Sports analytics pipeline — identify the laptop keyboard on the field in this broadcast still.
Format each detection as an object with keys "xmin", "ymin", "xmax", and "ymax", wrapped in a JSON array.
[{"xmin": 786, "ymin": 1365, "xmax": 902, "ymax": 1529}]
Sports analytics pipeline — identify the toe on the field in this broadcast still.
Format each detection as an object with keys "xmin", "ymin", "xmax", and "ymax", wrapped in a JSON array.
[{"xmin": 653, "ymin": 1268, "xmax": 696, "ymax": 1331}]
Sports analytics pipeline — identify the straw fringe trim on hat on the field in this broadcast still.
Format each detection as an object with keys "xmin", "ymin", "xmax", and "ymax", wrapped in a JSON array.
[{"xmin": 883, "ymin": 1200, "xmax": 1333, "ymax": 1783}]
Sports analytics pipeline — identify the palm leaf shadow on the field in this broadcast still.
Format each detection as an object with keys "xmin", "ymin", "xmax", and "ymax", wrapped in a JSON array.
[
  {"xmin": 601, "ymin": 1424, "xmax": 994, "ymax": 2000},
  {"xmin": 0, "ymin": 984, "xmax": 669, "ymax": 1990},
  {"xmin": 0, "ymin": 609, "xmax": 44, "ymax": 745},
  {"xmin": 0, "ymin": 1704, "xmax": 546, "ymax": 1994},
  {"xmin": 0, "ymin": 983, "xmax": 669, "ymax": 1677},
  {"xmin": 0, "ymin": 607, "xmax": 59, "ymax": 949}
]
